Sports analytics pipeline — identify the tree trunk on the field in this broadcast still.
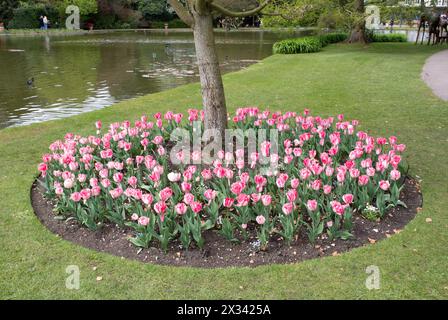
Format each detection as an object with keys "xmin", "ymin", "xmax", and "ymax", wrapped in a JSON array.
[
  {"xmin": 348, "ymin": 0, "xmax": 367, "ymax": 44},
  {"xmin": 192, "ymin": 9, "xmax": 228, "ymax": 137}
]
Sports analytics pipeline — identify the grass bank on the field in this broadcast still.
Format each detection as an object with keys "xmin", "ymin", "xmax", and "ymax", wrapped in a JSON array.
[{"xmin": 0, "ymin": 43, "xmax": 447, "ymax": 299}]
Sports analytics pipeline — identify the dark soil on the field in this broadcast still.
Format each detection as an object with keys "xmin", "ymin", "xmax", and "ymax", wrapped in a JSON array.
[{"xmin": 31, "ymin": 178, "xmax": 422, "ymax": 268}]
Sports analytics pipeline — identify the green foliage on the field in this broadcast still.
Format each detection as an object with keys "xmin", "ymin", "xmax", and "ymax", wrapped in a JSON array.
[
  {"xmin": 379, "ymin": 3, "xmax": 420, "ymax": 26},
  {"xmin": 139, "ymin": 0, "xmax": 169, "ymax": 20},
  {"xmin": 318, "ymin": 32, "xmax": 348, "ymax": 45},
  {"xmin": 261, "ymin": 0, "xmax": 329, "ymax": 27},
  {"xmin": 273, "ymin": 33, "xmax": 347, "ymax": 54},
  {"xmin": 0, "ymin": 0, "xmax": 19, "ymax": 23},
  {"xmin": 317, "ymin": 7, "xmax": 348, "ymax": 31},
  {"xmin": 372, "ymin": 33, "xmax": 407, "ymax": 42},
  {"xmin": 8, "ymin": 3, "xmax": 60, "ymax": 29},
  {"xmin": 62, "ymin": 0, "xmax": 98, "ymax": 16},
  {"xmin": 273, "ymin": 36, "xmax": 323, "ymax": 54}
]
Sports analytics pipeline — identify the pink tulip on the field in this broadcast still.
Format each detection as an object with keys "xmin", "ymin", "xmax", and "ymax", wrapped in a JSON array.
[
  {"xmin": 183, "ymin": 193, "xmax": 195, "ymax": 205},
  {"xmin": 290, "ymin": 178, "xmax": 300, "ymax": 189},
  {"xmin": 204, "ymin": 189, "xmax": 217, "ymax": 201},
  {"xmin": 379, "ymin": 180, "xmax": 390, "ymax": 191},
  {"xmin": 101, "ymin": 178, "xmax": 111, "ymax": 188},
  {"xmin": 236, "ymin": 193, "xmax": 250, "ymax": 207},
  {"xmin": 282, "ymin": 202, "xmax": 294, "ymax": 215},
  {"xmin": 390, "ymin": 169, "xmax": 401, "ymax": 181},
  {"xmin": 181, "ymin": 182, "xmax": 192, "ymax": 193},
  {"xmin": 175, "ymin": 203, "xmax": 187, "ymax": 215},
  {"xmin": 159, "ymin": 187, "xmax": 173, "ymax": 202},
  {"xmin": 306, "ymin": 199, "xmax": 318, "ymax": 211},
  {"xmin": 286, "ymin": 189, "xmax": 298, "ymax": 202},
  {"xmin": 201, "ymin": 169, "xmax": 212, "ymax": 180},
  {"xmin": 153, "ymin": 135, "xmax": 163, "ymax": 145},
  {"xmin": 358, "ymin": 175, "xmax": 369, "ymax": 186},
  {"xmin": 256, "ymin": 215, "xmax": 266, "ymax": 225},
  {"xmin": 251, "ymin": 193, "xmax": 261, "ymax": 203},
  {"xmin": 342, "ymin": 193, "xmax": 354, "ymax": 204},
  {"xmin": 154, "ymin": 201, "xmax": 167, "ymax": 214},
  {"xmin": 70, "ymin": 192, "xmax": 81, "ymax": 202},
  {"xmin": 142, "ymin": 194, "xmax": 153, "ymax": 206},
  {"xmin": 109, "ymin": 187, "xmax": 123, "ymax": 199},
  {"xmin": 113, "ymin": 172, "xmax": 123, "ymax": 183},
  {"xmin": 190, "ymin": 201, "xmax": 203, "ymax": 213},
  {"xmin": 138, "ymin": 216, "xmax": 150, "ymax": 226},
  {"xmin": 223, "ymin": 197, "xmax": 234, "ymax": 208},
  {"xmin": 91, "ymin": 186, "xmax": 101, "ymax": 196},
  {"xmin": 261, "ymin": 194, "xmax": 272, "ymax": 206},
  {"xmin": 231, "ymin": 181, "xmax": 245, "ymax": 195},
  {"xmin": 330, "ymin": 201, "xmax": 346, "ymax": 216},
  {"xmin": 80, "ymin": 188, "xmax": 91, "ymax": 201},
  {"xmin": 64, "ymin": 179, "xmax": 74, "ymax": 189}
]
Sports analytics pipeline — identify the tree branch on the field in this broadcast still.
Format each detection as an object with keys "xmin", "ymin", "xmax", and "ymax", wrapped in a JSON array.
[
  {"xmin": 209, "ymin": 0, "xmax": 271, "ymax": 18},
  {"xmin": 168, "ymin": 0, "xmax": 194, "ymax": 27},
  {"xmin": 262, "ymin": 12, "xmax": 292, "ymax": 21}
]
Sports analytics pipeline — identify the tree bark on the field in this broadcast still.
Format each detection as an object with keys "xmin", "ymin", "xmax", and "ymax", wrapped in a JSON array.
[
  {"xmin": 192, "ymin": 8, "xmax": 228, "ymax": 137},
  {"xmin": 348, "ymin": 0, "xmax": 367, "ymax": 44}
]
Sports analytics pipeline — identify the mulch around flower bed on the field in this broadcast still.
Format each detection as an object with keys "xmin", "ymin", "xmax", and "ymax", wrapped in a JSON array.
[{"xmin": 31, "ymin": 177, "xmax": 422, "ymax": 268}]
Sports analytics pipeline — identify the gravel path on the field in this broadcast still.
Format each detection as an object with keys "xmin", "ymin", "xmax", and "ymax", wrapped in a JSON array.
[{"xmin": 422, "ymin": 50, "xmax": 448, "ymax": 101}]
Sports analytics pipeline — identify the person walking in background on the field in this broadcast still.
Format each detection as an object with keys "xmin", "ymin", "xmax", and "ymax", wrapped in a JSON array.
[
  {"xmin": 39, "ymin": 16, "xmax": 44, "ymax": 30},
  {"xmin": 43, "ymin": 16, "xmax": 48, "ymax": 30}
]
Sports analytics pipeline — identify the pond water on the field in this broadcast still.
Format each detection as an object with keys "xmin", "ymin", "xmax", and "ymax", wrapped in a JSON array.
[{"xmin": 0, "ymin": 29, "xmax": 312, "ymax": 129}]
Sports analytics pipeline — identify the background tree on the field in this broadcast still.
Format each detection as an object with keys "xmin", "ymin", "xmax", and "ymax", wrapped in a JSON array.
[
  {"xmin": 0, "ymin": 0, "xmax": 19, "ymax": 23},
  {"xmin": 138, "ymin": 0, "xmax": 170, "ymax": 21},
  {"xmin": 61, "ymin": 0, "xmax": 98, "ymax": 16}
]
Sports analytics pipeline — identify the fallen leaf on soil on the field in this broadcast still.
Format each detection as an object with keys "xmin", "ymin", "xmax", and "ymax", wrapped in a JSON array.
[
  {"xmin": 385, "ymin": 233, "xmax": 391, "ymax": 238},
  {"xmin": 92, "ymin": 266, "xmax": 97, "ymax": 271},
  {"xmin": 416, "ymin": 207, "xmax": 423, "ymax": 213},
  {"xmin": 425, "ymin": 217, "xmax": 432, "ymax": 223},
  {"xmin": 368, "ymin": 238, "xmax": 376, "ymax": 244},
  {"xmin": 96, "ymin": 276, "xmax": 102, "ymax": 281},
  {"xmin": 332, "ymin": 251, "xmax": 340, "ymax": 257},
  {"xmin": 393, "ymin": 229, "xmax": 401, "ymax": 234}
]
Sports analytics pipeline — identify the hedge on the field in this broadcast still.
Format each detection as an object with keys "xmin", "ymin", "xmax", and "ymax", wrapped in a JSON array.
[
  {"xmin": 371, "ymin": 33, "xmax": 407, "ymax": 43},
  {"xmin": 273, "ymin": 33, "xmax": 348, "ymax": 55}
]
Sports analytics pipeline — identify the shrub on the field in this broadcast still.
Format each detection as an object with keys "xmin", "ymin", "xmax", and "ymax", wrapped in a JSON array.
[
  {"xmin": 38, "ymin": 108, "xmax": 407, "ymax": 251},
  {"xmin": 273, "ymin": 36, "xmax": 323, "ymax": 54},
  {"xmin": 371, "ymin": 33, "xmax": 407, "ymax": 43},
  {"xmin": 273, "ymin": 33, "xmax": 347, "ymax": 54},
  {"xmin": 319, "ymin": 32, "xmax": 348, "ymax": 46}
]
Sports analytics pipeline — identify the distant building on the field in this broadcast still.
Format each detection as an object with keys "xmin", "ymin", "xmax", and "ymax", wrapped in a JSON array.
[{"xmin": 401, "ymin": 0, "xmax": 448, "ymax": 7}]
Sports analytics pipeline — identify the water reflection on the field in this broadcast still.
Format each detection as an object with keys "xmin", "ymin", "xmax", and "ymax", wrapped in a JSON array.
[{"xmin": 0, "ymin": 29, "xmax": 311, "ymax": 129}]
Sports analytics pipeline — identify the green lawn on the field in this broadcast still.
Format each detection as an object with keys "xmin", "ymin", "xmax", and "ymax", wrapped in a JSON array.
[{"xmin": 1, "ymin": 43, "xmax": 447, "ymax": 299}]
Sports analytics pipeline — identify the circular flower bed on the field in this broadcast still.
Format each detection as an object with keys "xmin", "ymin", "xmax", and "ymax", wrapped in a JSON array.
[{"xmin": 37, "ymin": 108, "xmax": 409, "ymax": 255}]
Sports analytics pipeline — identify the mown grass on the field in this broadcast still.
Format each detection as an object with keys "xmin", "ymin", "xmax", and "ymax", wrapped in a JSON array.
[{"xmin": 0, "ymin": 43, "xmax": 447, "ymax": 299}]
